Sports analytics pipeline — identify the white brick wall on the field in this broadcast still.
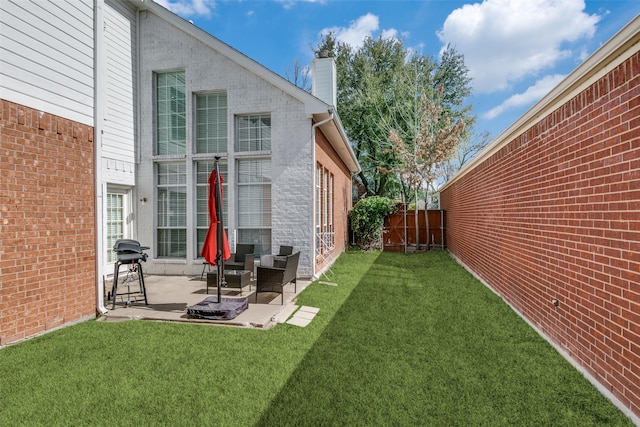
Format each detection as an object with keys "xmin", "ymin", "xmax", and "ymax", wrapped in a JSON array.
[{"xmin": 136, "ymin": 11, "xmax": 315, "ymax": 277}]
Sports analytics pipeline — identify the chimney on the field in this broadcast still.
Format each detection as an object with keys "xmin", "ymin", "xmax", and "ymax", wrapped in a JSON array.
[{"xmin": 312, "ymin": 52, "xmax": 337, "ymax": 108}]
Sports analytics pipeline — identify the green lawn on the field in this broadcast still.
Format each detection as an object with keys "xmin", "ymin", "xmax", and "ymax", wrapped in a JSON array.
[{"xmin": 0, "ymin": 250, "xmax": 633, "ymax": 426}]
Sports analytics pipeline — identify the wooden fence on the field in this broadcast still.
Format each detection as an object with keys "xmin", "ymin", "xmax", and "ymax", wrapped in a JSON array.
[{"xmin": 383, "ymin": 206, "xmax": 446, "ymax": 252}]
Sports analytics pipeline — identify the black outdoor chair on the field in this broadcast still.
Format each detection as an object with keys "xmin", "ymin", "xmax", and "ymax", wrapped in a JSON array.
[
  {"xmin": 225, "ymin": 243, "xmax": 255, "ymax": 272},
  {"xmin": 255, "ymin": 251, "xmax": 300, "ymax": 304},
  {"xmin": 267, "ymin": 245, "xmax": 294, "ymax": 268},
  {"xmin": 201, "ymin": 243, "xmax": 255, "ymax": 279}
]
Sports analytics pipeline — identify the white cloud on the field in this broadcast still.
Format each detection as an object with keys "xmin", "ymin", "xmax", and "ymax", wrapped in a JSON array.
[
  {"xmin": 321, "ymin": 13, "xmax": 379, "ymax": 48},
  {"xmin": 320, "ymin": 13, "xmax": 399, "ymax": 49},
  {"xmin": 277, "ymin": 0, "xmax": 327, "ymax": 9},
  {"xmin": 484, "ymin": 73, "xmax": 565, "ymax": 119},
  {"xmin": 437, "ymin": 0, "xmax": 600, "ymax": 93},
  {"xmin": 381, "ymin": 28, "xmax": 399, "ymax": 40},
  {"xmin": 155, "ymin": 0, "xmax": 216, "ymax": 18}
]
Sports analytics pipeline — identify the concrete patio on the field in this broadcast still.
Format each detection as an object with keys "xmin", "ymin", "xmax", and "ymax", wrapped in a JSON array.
[{"xmin": 100, "ymin": 273, "xmax": 312, "ymax": 329}]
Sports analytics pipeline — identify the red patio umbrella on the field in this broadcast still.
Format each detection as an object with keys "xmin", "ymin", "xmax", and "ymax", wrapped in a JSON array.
[{"xmin": 201, "ymin": 157, "xmax": 230, "ymax": 301}]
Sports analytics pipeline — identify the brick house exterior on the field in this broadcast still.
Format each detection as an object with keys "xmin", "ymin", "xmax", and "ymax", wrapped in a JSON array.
[
  {"xmin": 134, "ymin": 4, "xmax": 358, "ymax": 279},
  {"xmin": 0, "ymin": 0, "xmax": 359, "ymax": 345},
  {"xmin": 440, "ymin": 17, "xmax": 640, "ymax": 420}
]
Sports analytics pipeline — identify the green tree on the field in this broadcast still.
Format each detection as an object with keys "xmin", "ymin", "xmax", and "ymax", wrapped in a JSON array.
[{"xmin": 316, "ymin": 34, "xmax": 474, "ymax": 200}]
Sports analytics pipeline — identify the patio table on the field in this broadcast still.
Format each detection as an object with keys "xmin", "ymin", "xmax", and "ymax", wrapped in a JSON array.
[{"xmin": 207, "ymin": 269, "xmax": 251, "ymax": 295}]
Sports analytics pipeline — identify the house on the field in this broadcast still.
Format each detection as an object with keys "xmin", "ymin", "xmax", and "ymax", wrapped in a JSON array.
[
  {"xmin": 0, "ymin": 0, "xmax": 359, "ymax": 346},
  {"xmin": 440, "ymin": 15, "xmax": 640, "ymax": 421}
]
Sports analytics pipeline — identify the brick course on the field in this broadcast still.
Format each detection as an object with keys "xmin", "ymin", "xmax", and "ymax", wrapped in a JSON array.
[
  {"xmin": 441, "ymin": 52, "xmax": 640, "ymax": 418},
  {"xmin": 0, "ymin": 100, "xmax": 96, "ymax": 346}
]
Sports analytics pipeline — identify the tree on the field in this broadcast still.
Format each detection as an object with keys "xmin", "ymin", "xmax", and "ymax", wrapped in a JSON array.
[
  {"xmin": 438, "ymin": 130, "xmax": 492, "ymax": 185},
  {"xmin": 380, "ymin": 88, "xmax": 465, "ymax": 247},
  {"xmin": 315, "ymin": 34, "xmax": 474, "ymax": 200},
  {"xmin": 285, "ymin": 58, "xmax": 311, "ymax": 92}
]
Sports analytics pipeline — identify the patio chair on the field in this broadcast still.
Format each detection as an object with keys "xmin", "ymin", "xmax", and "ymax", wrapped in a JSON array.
[
  {"xmin": 225, "ymin": 243, "xmax": 255, "ymax": 273},
  {"xmin": 201, "ymin": 243, "xmax": 255, "ymax": 279},
  {"xmin": 260, "ymin": 245, "xmax": 294, "ymax": 268},
  {"xmin": 255, "ymin": 251, "xmax": 300, "ymax": 304}
]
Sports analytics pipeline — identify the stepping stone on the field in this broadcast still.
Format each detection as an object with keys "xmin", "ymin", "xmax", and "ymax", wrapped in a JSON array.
[
  {"xmin": 275, "ymin": 304, "xmax": 298, "ymax": 324},
  {"xmin": 286, "ymin": 316, "xmax": 313, "ymax": 327},
  {"xmin": 286, "ymin": 306, "xmax": 319, "ymax": 327}
]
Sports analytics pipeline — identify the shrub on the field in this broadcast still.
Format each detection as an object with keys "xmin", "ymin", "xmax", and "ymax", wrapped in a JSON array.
[{"xmin": 349, "ymin": 196, "xmax": 397, "ymax": 250}]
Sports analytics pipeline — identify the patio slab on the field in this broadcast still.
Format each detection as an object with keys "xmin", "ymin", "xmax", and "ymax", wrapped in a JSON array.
[{"xmin": 100, "ymin": 274, "xmax": 311, "ymax": 329}]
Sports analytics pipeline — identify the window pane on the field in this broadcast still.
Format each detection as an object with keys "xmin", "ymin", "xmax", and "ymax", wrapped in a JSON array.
[
  {"xmin": 237, "ymin": 114, "xmax": 271, "ymax": 151},
  {"xmin": 238, "ymin": 229, "xmax": 271, "ymax": 257},
  {"xmin": 156, "ymin": 71, "xmax": 186, "ymax": 155},
  {"xmin": 237, "ymin": 159, "xmax": 271, "ymax": 256},
  {"xmin": 157, "ymin": 229, "xmax": 187, "ymax": 258},
  {"xmin": 195, "ymin": 92, "xmax": 227, "ymax": 153},
  {"xmin": 157, "ymin": 162, "xmax": 186, "ymax": 257},
  {"xmin": 106, "ymin": 193, "xmax": 124, "ymax": 264}
]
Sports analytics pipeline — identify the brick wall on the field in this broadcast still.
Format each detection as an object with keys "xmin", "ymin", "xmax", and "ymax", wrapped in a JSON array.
[
  {"xmin": 0, "ymin": 100, "xmax": 96, "ymax": 346},
  {"xmin": 440, "ymin": 51, "xmax": 640, "ymax": 418},
  {"xmin": 315, "ymin": 128, "xmax": 352, "ymax": 272}
]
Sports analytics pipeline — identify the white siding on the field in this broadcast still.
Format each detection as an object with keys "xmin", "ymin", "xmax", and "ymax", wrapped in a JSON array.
[
  {"xmin": 101, "ymin": 0, "xmax": 137, "ymax": 185},
  {"xmin": 0, "ymin": 0, "xmax": 94, "ymax": 125}
]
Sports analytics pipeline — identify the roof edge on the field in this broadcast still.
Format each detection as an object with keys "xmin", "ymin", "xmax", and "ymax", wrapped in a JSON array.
[{"xmin": 314, "ymin": 109, "xmax": 361, "ymax": 174}]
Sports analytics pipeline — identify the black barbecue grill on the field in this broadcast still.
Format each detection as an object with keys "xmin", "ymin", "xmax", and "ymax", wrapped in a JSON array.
[{"xmin": 110, "ymin": 239, "xmax": 149, "ymax": 309}]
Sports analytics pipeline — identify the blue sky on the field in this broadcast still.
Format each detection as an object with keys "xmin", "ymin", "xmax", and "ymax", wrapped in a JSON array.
[{"xmin": 156, "ymin": 0, "xmax": 640, "ymax": 140}]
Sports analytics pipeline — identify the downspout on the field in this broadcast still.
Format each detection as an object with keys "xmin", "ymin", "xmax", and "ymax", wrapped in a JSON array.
[
  {"xmin": 311, "ymin": 109, "xmax": 335, "ymax": 279},
  {"xmin": 94, "ymin": 0, "xmax": 108, "ymax": 315}
]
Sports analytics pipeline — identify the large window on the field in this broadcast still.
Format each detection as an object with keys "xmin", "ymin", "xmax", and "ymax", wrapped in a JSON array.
[
  {"xmin": 157, "ymin": 163, "xmax": 187, "ymax": 257},
  {"xmin": 196, "ymin": 92, "xmax": 227, "ymax": 153},
  {"xmin": 237, "ymin": 114, "xmax": 271, "ymax": 151},
  {"xmin": 237, "ymin": 159, "xmax": 271, "ymax": 255},
  {"xmin": 196, "ymin": 160, "xmax": 227, "ymax": 256},
  {"xmin": 156, "ymin": 71, "xmax": 186, "ymax": 155}
]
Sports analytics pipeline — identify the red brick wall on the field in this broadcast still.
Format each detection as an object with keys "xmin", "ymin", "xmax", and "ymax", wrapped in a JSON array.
[
  {"xmin": 0, "ymin": 100, "xmax": 96, "ymax": 346},
  {"xmin": 441, "ymin": 52, "xmax": 640, "ymax": 417},
  {"xmin": 315, "ymin": 128, "xmax": 352, "ymax": 272}
]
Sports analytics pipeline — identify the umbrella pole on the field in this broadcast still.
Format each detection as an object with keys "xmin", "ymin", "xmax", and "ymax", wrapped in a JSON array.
[{"xmin": 217, "ymin": 258, "xmax": 222, "ymax": 303}]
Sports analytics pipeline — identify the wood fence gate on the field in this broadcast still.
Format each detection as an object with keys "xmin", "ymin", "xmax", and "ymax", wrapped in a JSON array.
[{"xmin": 383, "ymin": 205, "xmax": 446, "ymax": 252}]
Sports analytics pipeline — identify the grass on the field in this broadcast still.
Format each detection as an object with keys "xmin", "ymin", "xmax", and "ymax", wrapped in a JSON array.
[{"xmin": 0, "ymin": 250, "xmax": 633, "ymax": 426}]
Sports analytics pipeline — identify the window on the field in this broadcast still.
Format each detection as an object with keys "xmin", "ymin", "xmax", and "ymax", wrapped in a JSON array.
[
  {"xmin": 237, "ymin": 159, "xmax": 271, "ymax": 255},
  {"xmin": 237, "ymin": 114, "xmax": 271, "ymax": 151},
  {"xmin": 316, "ymin": 163, "xmax": 334, "ymax": 256},
  {"xmin": 196, "ymin": 160, "xmax": 227, "ymax": 256},
  {"xmin": 157, "ymin": 163, "xmax": 187, "ymax": 257},
  {"xmin": 196, "ymin": 92, "xmax": 227, "ymax": 153},
  {"xmin": 156, "ymin": 71, "xmax": 186, "ymax": 155},
  {"xmin": 316, "ymin": 165, "xmax": 321, "ymax": 253},
  {"xmin": 106, "ymin": 193, "xmax": 124, "ymax": 264}
]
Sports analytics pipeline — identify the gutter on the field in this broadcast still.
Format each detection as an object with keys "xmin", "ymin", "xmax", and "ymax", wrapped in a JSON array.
[{"xmin": 94, "ymin": 0, "xmax": 108, "ymax": 315}]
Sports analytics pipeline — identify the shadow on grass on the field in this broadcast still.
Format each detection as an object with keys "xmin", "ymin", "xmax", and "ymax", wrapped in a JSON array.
[{"xmin": 255, "ymin": 251, "xmax": 632, "ymax": 427}]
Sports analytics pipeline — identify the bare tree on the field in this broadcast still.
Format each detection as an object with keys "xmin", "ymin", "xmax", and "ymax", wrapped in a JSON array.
[{"xmin": 285, "ymin": 58, "xmax": 311, "ymax": 92}]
